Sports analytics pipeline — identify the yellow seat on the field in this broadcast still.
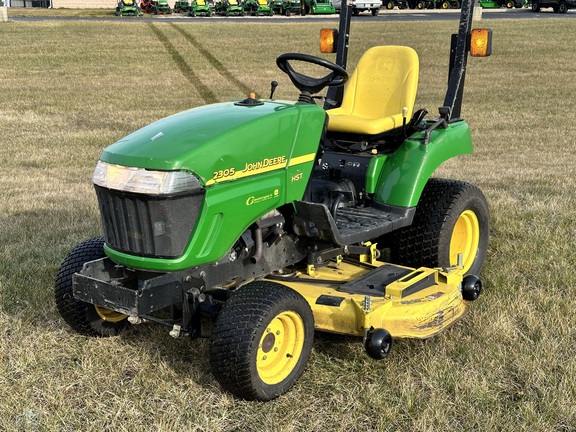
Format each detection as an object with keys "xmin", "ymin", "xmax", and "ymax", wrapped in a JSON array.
[
  {"xmin": 257, "ymin": 0, "xmax": 268, "ymax": 4},
  {"xmin": 197, "ymin": 0, "xmax": 206, "ymax": 5},
  {"xmin": 327, "ymin": 46, "xmax": 419, "ymax": 136}
]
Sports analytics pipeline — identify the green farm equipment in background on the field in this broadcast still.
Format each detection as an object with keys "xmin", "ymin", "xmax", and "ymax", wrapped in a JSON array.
[
  {"xmin": 215, "ymin": 0, "xmax": 245, "ymax": 15},
  {"xmin": 189, "ymin": 0, "xmax": 214, "ymax": 15},
  {"xmin": 245, "ymin": 0, "xmax": 274, "ymax": 15},
  {"xmin": 153, "ymin": 0, "xmax": 173, "ymax": 12},
  {"xmin": 479, "ymin": 0, "xmax": 524, "ymax": 7},
  {"xmin": 272, "ymin": 0, "xmax": 302, "ymax": 15},
  {"xmin": 115, "ymin": 0, "xmax": 144, "ymax": 15},
  {"xmin": 303, "ymin": 0, "xmax": 337, "ymax": 14},
  {"xmin": 174, "ymin": 0, "xmax": 192, "ymax": 12}
]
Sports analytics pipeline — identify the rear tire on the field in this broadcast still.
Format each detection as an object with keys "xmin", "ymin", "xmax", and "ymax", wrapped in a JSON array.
[
  {"xmin": 54, "ymin": 237, "xmax": 129, "ymax": 337},
  {"xmin": 388, "ymin": 179, "xmax": 489, "ymax": 276},
  {"xmin": 210, "ymin": 281, "xmax": 314, "ymax": 401},
  {"xmin": 558, "ymin": 1, "xmax": 567, "ymax": 12},
  {"xmin": 531, "ymin": 0, "xmax": 540, "ymax": 11}
]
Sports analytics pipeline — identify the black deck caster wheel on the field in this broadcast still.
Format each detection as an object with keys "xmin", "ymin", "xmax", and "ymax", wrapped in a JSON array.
[
  {"xmin": 365, "ymin": 328, "xmax": 392, "ymax": 360},
  {"xmin": 462, "ymin": 274, "xmax": 482, "ymax": 301}
]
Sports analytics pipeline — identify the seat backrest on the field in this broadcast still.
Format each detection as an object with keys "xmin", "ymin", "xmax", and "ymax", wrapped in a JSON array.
[
  {"xmin": 197, "ymin": 0, "xmax": 206, "ymax": 5},
  {"xmin": 328, "ymin": 46, "xmax": 419, "ymax": 135},
  {"xmin": 257, "ymin": 0, "xmax": 267, "ymax": 4}
]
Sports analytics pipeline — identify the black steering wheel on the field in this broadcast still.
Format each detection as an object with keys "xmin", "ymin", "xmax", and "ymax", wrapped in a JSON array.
[{"xmin": 276, "ymin": 53, "xmax": 348, "ymax": 95}]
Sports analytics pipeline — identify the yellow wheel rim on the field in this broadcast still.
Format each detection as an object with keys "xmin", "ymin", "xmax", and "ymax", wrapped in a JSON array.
[
  {"xmin": 257, "ymin": 311, "xmax": 305, "ymax": 386},
  {"xmin": 449, "ymin": 209, "xmax": 480, "ymax": 273},
  {"xmin": 94, "ymin": 305, "xmax": 128, "ymax": 323}
]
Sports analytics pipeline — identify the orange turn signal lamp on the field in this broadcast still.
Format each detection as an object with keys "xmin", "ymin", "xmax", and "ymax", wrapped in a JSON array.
[
  {"xmin": 470, "ymin": 28, "xmax": 492, "ymax": 57},
  {"xmin": 320, "ymin": 28, "xmax": 338, "ymax": 54}
]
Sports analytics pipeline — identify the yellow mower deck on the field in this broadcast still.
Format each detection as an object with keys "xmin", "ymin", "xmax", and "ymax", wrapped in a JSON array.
[{"xmin": 267, "ymin": 259, "xmax": 468, "ymax": 340}]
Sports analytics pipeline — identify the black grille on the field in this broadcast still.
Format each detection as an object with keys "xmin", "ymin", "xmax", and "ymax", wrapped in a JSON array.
[{"xmin": 95, "ymin": 186, "xmax": 205, "ymax": 259}]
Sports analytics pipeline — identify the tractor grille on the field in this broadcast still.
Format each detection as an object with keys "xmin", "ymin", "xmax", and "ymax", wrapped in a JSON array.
[{"xmin": 95, "ymin": 185, "xmax": 205, "ymax": 259}]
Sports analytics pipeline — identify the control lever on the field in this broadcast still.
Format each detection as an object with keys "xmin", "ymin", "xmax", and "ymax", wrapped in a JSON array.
[{"xmin": 269, "ymin": 81, "xmax": 278, "ymax": 99}]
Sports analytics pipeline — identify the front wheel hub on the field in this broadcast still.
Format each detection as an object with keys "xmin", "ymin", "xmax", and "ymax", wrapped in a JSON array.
[
  {"xmin": 94, "ymin": 305, "xmax": 128, "ymax": 323},
  {"xmin": 256, "ymin": 311, "xmax": 305, "ymax": 385}
]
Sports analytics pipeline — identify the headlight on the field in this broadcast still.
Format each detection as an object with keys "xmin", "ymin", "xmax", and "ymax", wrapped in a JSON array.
[{"xmin": 93, "ymin": 161, "xmax": 202, "ymax": 196}]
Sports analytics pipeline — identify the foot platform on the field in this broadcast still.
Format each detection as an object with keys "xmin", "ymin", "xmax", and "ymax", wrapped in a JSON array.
[{"xmin": 293, "ymin": 201, "xmax": 415, "ymax": 246}]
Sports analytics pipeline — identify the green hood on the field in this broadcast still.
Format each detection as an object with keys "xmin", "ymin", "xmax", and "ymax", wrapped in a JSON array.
[{"xmin": 100, "ymin": 100, "xmax": 326, "ymax": 186}]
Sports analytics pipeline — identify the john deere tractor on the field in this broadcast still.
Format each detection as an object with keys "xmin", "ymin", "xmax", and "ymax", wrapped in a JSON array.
[{"xmin": 55, "ymin": 0, "xmax": 492, "ymax": 401}]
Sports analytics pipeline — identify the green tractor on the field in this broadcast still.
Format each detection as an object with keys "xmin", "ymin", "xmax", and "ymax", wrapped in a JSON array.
[
  {"xmin": 272, "ymin": 0, "xmax": 302, "ymax": 15},
  {"xmin": 479, "ymin": 0, "xmax": 523, "ymax": 7},
  {"xmin": 215, "ymin": 0, "xmax": 245, "ymax": 15},
  {"xmin": 303, "ymin": 0, "xmax": 337, "ymax": 13},
  {"xmin": 188, "ymin": 0, "xmax": 214, "ymax": 15},
  {"xmin": 115, "ymin": 0, "xmax": 144, "ymax": 15},
  {"xmin": 55, "ymin": 0, "xmax": 492, "ymax": 401},
  {"xmin": 403, "ymin": 0, "xmax": 435, "ymax": 8},
  {"xmin": 153, "ymin": 0, "xmax": 173, "ymax": 13},
  {"xmin": 433, "ymin": 0, "xmax": 460, "ymax": 7},
  {"xmin": 244, "ymin": 0, "xmax": 274, "ymax": 15},
  {"xmin": 174, "ymin": 0, "xmax": 192, "ymax": 12}
]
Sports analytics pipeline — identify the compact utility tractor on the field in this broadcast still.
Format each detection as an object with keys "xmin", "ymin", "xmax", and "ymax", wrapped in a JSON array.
[
  {"xmin": 115, "ymin": 0, "xmax": 144, "ymax": 15},
  {"xmin": 245, "ymin": 0, "xmax": 274, "ymax": 15},
  {"xmin": 174, "ymin": 0, "xmax": 192, "ymax": 13},
  {"xmin": 153, "ymin": 0, "xmax": 173, "ymax": 13},
  {"xmin": 303, "ymin": 0, "xmax": 337, "ymax": 14},
  {"xmin": 271, "ymin": 0, "xmax": 302, "ymax": 15},
  {"xmin": 188, "ymin": 0, "xmax": 214, "ymax": 15},
  {"xmin": 215, "ymin": 0, "xmax": 245, "ymax": 15},
  {"xmin": 480, "ymin": 0, "xmax": 523, "ymax": 7},
  {"xmin": 55, "ymin": 0, "xmax": 492, "ymax": 401}
]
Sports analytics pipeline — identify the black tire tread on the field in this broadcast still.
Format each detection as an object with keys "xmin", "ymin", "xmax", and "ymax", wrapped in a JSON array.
[
  {"xmin": 54, "ymin": 237, "xmax": 128, "ymax": 337},
  {"xmin": 210, "ymin": 281, "xmax": 314, "ymax": 401},
  {"xmin": 389, "ymin": 178, "xmax": 489, "ymax": 275}
]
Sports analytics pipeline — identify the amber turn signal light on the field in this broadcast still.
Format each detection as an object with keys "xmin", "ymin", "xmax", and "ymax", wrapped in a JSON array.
[
  {"xmin": 470, "ymin": 28, "xmax": 492, "ymax": 57},
  {"xmin": 320, "ymin": 28, "xmax": 338, "ymax": 54}
]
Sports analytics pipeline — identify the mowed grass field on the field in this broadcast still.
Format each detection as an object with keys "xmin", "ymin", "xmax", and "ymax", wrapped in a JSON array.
[{"xmin": 1, "ymin": 14, "xmax": 576, "ymax": 431}]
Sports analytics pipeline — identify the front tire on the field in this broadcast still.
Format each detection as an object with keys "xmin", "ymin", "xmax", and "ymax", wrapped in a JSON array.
[
  {"xmin": 389, "ymin": 179, "xmax": 489, "ymax": 276},
  {"xmin": 54, "ymin": 237, "xmax": 129, "ymax": 337},
  {"xmin": 210, "ymin": 281, "xmax": 314, "ymax": 401},
  {"xmin": 531, "ymin": 0, "xmax": 540, "ymax": 11}
]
